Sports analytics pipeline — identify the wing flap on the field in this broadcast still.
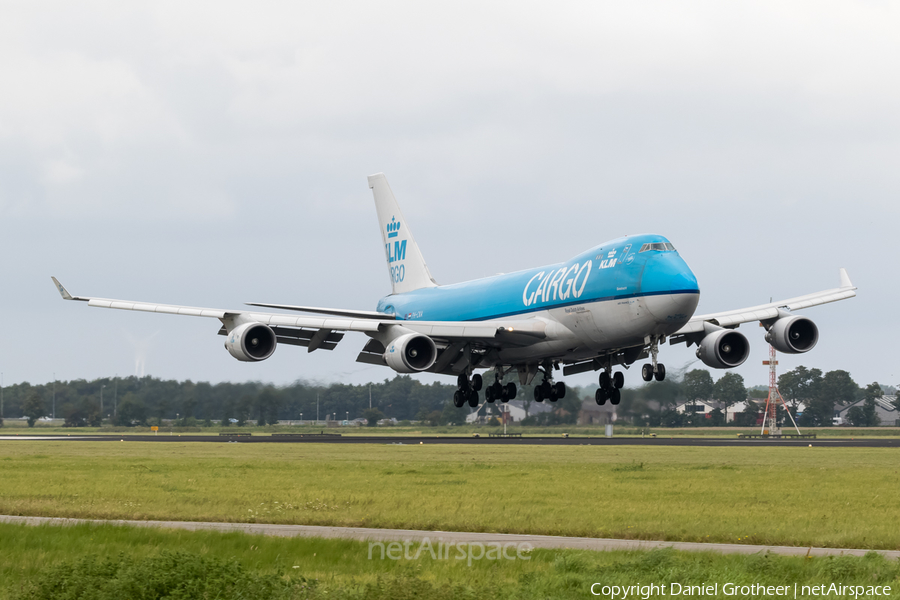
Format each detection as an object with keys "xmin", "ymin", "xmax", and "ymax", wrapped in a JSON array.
[
  {"xmin": 217, "ymin": 325, "xmax": 345, "ymax": 351},
  {"xmin": 356, "ymin": 338, "xmax": 387, "ymax": 365},
  {"xmin": 245, "ymin": 302, "xmax": 395, "ymax": 320},
  {"xmin": 399, "ymin": 319, "xmax": 546, "ymax": 342}
]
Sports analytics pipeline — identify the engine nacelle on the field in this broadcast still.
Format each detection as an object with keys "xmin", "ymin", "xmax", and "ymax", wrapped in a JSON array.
[
  {"xmin": 225, "ymin": 322, "xmax": 277, "ymax": 362},
  {"xmin": 696, "ymin": 328, "xmax": 750, "ymax": 369},
  {"xmin": 765, "ymin": 315, "xmax": 818, "ymax": 354},
  {"xmin": 383, "ymin": 333, "xmax": 437, "ymax": 373}
]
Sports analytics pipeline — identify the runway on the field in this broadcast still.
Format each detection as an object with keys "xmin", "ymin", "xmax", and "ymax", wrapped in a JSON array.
[
  {"xmin": 1, "ymin": 515, "xmax": 897, "ymax": 559},
  {"xmin": 2, "ymin": 434, "xmax": 899, "ymax": 447}
]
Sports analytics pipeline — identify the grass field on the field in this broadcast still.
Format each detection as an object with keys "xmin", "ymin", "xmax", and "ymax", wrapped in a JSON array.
[
  {"xmin": 1, "ymin": 441, "xmax": 899, "ymax": 550},
  {"xmin": 2, "ymin": 522, "xmax": 899, "ymax": 599}
]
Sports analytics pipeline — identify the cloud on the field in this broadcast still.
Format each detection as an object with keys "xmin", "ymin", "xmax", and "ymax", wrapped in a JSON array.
[{"xmin": 1, "ymin": 1, "xmax": 897, "ymax": 387}]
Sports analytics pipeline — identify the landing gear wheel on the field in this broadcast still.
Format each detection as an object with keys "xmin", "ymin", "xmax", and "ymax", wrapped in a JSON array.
[
  {"xmin": 472, "ymin": 373, "xmax": 483, "ymax": 392},
  {"xmin": 540, "ymin": 381, "xmax": 552, "ymax": 400},
  {"xmin": 549, "ymin": 386, "xmax": 558, "ymax": 403},
  {"xmin": 491, "ymin": 382, "xmax": 503, "ymax": 400},
  {"xmin": 467, "ymin": 390, "xmax": 479, "ymax": 408},
  {"xmin": 503, "ymin": 383, "xmax": 516, "ymax": 402},
  {"xmin": 595, "ymin": 388, "xmax": 607, "ymax": 405},
  {"xmin": 599, "ymin": 371, "xmax": 610, "ymax": 389},
  {"xmin": 613, "ymin": 371, "xmax": 624, "ymax": 389},
  {"xmin": 555, "ymin": 382, "xmax": 566, "ymax": 399},
  {"xmin": 485, "ymin": 386, "xmax": 495, "ymax": 403},
  {"xmin": 453, "ymin": 391, "xmax": 465, "ymax": 408},
  {"xmin": 654, "ymin": 363, "xmax": 666, "ymax": 382},
  {"xmin": 610, "ymin": 388, "xmax": 621, "ymax": 405},
  {"xmin": 641, "ymin": 364, "xmax": 653, "ymax": 382},
  {"xmin": 533, "ymin": 386, "xmax": 543, "ymax": 403}
]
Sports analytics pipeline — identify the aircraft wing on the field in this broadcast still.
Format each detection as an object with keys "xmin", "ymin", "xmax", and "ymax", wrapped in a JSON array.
[
  {"xmin": 51, "ymin": 278, "xmax": 546, "ymax": 351},
  {"xmin": 670, "ymin": 268, "xmax": 856, "ymax": 341},
  {"xmin": 244, "ymin": 302, "xmax": 394, "ymax": 319}
]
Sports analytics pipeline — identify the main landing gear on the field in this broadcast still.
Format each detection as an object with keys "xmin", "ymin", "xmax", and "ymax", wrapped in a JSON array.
[
  {"xmin": 595, "ymin": 368, "xmax": 623, "ymax": 405},
  {"xmin": 454, "ymin": 371, "xmax": 517, "ymax": 408},
  {"xmin": 484, "ymin": 370, "xmax": 517, "ymax": 404},
  {"xmin": 640, "ymin": 337, "xmax": 667, "ymax": 383},
  {"xmin": 453, "ymin": 372, "xmax": 482, "ymax": 408},
  {"xmin": 533, "ymin": 362, "xmax": 566, "ymax": 403}
]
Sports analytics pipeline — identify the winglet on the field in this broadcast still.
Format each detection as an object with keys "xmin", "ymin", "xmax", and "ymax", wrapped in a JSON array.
[
  {"xmin": 839, "ymin": 268, "xmax": 854, "ymax": 289},
  {"xmin": 51, "ymin": 277, "xmax": 88, "ymax": 301}
]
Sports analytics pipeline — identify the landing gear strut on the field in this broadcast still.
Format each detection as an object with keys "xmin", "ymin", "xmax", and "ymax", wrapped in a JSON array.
[
  {"xmin": 641, "ymin": 336, "xmax": 666, "ymax": 382},
  {"xmin": 533, "ymin": 361, "xmax": 566, "ymax": 403},
  {"xmin": 595, "ymin": 363, "xmax": 623, "ymax": 405},
  {"xmin": 484, "ymin": 368, "xmax": 517, "ymax": 404}
]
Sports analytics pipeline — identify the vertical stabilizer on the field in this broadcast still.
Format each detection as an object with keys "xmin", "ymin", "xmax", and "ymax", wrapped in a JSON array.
[{"xmin": 368, "ymin": 173, "xmax": 438, "ymax": 295}]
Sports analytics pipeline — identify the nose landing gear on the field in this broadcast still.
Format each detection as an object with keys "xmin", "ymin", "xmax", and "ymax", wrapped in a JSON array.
[{"xmin": 641, "ymin": 337, "xmax": 667, "ymax": 382}]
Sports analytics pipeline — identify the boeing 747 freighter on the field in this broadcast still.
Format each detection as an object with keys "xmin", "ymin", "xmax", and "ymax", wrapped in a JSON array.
[{"xmin": 53, "ymin": 174, "xmax": 856, "ymax": 408}]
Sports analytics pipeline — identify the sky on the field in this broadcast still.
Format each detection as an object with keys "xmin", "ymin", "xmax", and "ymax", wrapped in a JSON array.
[{"xmin": 1, "ymin": 1, "xmax": 898, "ymax": 391}]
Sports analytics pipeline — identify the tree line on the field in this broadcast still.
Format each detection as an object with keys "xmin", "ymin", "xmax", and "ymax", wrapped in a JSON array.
[
  {"xmin": 1, "ymin": 366, "xmax": 893, "ymax": 428},
  {"xmin": 0, "ymin": 375, "xmax": 459, "ymax": 427},
  {"xmin": 615, "ymin": 367, "xmax": 893, "ymax": 427}
]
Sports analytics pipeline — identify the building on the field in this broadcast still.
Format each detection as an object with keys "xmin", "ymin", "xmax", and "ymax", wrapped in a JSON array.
[
  {"xmin": 577, "ymin": 398, "xmax": 616, "ymax": 425},
  {"xmin": 835, "ymin": 396, "xmax": 898, "ymax": 426},
  {"xmin": 465, "ymin": 399, "xmax": 554, "ymax": 424},
  {"xmin": 674, "ymin": 399, "xmax": 758, "ymax": 423}
]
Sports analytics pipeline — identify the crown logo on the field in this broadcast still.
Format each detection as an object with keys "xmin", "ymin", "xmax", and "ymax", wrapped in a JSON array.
[{"xmin": 386, "ymin": 216, "xmax": 401, "ymax": 238}]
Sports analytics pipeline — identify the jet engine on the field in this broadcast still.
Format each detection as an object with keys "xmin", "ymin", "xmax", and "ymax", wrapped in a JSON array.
[
  {"xmin": 225, "ymin": 322, "xmax": 277, "ymax": 362},
  {"xmin": 695, "ymin": 328, "xmax": 750, "ymax": 369},
  {"xmin": 764, "ymin": 315, "xmax": 818, "ymax": 354},
  {"xmin": 383, "ymin": 333, "xmax": 437, "ymax": 373}
]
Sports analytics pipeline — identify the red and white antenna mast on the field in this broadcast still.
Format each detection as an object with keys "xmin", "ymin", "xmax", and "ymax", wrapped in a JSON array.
[{"xmin": 760, "ymin": 342, "xmax": 802, "ymax": 436}]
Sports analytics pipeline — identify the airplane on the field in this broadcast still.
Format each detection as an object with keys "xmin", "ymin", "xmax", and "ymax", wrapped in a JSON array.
[{"xmin": 52, "ymin": 173, "xmax": 857, "ymax": 408}]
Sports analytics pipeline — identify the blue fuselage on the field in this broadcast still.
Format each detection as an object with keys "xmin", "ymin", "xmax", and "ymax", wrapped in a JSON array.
[{"xmin": 377, "ymin": 234, "xmax": 699, "ymax": 327}]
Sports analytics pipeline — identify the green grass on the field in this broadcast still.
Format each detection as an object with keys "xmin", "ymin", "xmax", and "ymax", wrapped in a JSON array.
[
  {"xmin": 1, "ymin": 442, "xmax": 899, "ymax": 549},
  {"xmin": 2, "ymin": 523, "xmax": 900, "ymax": 599}
]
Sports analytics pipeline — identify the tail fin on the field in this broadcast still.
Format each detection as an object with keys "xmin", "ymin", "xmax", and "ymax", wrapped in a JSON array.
[{"xmin": 368, "ymin": 173, "xmax": 438, "ymax": 295}]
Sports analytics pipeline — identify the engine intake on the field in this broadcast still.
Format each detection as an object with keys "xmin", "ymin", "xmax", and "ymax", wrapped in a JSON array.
[
  {"xmin": 225, "ymin": 322, "xmax": 277, "ymax": 362},
  {"xmin": 696, "ymin": 328, "xmax": 750, "ymax": 369},
  {"xmin": 383, "ymin": 333, "xmax": 437, "ymax": 373},
  {"xmin": 765, "ymin": 315, "xmax": 818, "ymax": 354}
]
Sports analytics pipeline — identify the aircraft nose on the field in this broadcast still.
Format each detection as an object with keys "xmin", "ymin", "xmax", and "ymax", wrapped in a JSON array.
[
  {"xmin": 643, "ymin": 253, "xmax": 699, "ymax": 293},
  {"xmin": 643, "ymin": 255, "xmax": 700, "ymax": 325},
  {"xmin": 668, "ymin": 265, "xmax": 698, "ymax": 293}
]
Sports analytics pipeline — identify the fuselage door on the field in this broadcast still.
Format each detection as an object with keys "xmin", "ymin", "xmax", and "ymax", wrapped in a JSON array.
[{"xmin": 616, "ymin": 243, "xmax": 642, "ymax": 296}]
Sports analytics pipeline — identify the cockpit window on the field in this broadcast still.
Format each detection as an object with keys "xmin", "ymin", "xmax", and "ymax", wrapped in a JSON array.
[{"xmin": 638, "ymin": 242, "xmax": 675, "ymax": 253}]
